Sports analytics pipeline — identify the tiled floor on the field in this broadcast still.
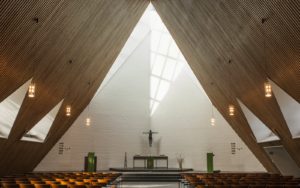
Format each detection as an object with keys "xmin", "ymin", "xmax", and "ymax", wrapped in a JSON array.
[{"xmin": 118, "ymin": 182, "xmax": 179, "ymax": 188}]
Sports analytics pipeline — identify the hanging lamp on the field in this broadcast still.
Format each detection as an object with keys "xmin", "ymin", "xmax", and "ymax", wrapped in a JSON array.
[
  {"xmin": 28, "ymin": 83, "xmax": 36, "ymax": 98},
  {"xmin": 262, "ymin": 18, "xmax": 272, "ymax": 98},
  {"xmin": 85, "ymin": 102, "xmax": 91, "ymax": 127},
  {"xmin": 85, "ymin": 81, "xmax": 92, "ymax": 126},
  {"xmin": 28, "ymin": 17, "xmax": 39, "ymax": 98},
  {"xmin": 210, "ymin": 104, "xmax": 215, "ymax": 126},
  {"xmin": 66, "ymin": 105, "xmax": 71, "ymax": 117},
  {"xmin": 229, "ymin": 105, "xmax": 235, "ymax": 116},
  {"xmin": 264, "ymin": 81, "xmax": 272, "ymax": 97},
  {"xmin": 86, "ymin": 117, "xmax": 91, "ymax": 127}
]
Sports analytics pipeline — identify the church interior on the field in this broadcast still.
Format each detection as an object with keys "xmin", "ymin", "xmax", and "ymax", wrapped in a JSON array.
[{"xmin": 0, "ymin": 0, "xmax": 299, "ymax": 187}]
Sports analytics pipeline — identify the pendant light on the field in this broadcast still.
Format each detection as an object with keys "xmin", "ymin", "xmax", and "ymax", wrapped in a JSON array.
[
  {"xmin": 228, "ymin": 105, "xmax": 235, "ymax": 116},
  {"xmin": 210, "ymin": 104, "xmax": 215, "ymax": 126},
  {"xmin": 86, "ymin": 117, "xmax": 91, "ymax": 127},
  {"xmin": 264, "ymin": 81, "xmax": 272, "ymax": 97},
  {"xmin": 66, "ymin": 105, "xmax": 71, "ymax": 117},
  {"xmin": 85, "ymin": 81, "xmax": 91, "ymax": 127},
  {"xmin": 28, "ymin": 17, "xmax": 39, "ymax": 98},
  {"xmin": 28, "ymin": 83, "xmax": 36, "ymax": 98},
  {"xmin": 65, "ymin": 59, "xmax": 75, "ymax": 117},
  {"xmin": 85, "ymin": 101, "xmax": 91, "ymax": 127},
  {"xmin": 262, "ymin": 18, "xmax": 272, "ymax": 98},
  {"xmin": 226, "ymin": 58, "xmax": 235, "ymax": 117}
]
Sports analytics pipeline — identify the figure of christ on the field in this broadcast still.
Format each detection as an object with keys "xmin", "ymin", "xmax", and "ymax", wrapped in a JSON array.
[{"xmin": 143, "ymin": 130, "xmax": 158, "ymax": 147}]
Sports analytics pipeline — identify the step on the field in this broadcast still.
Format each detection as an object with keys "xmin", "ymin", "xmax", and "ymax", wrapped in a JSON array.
[{"xmin": 119, "ymin": 173, "xmax": 182, "ymax": 182}]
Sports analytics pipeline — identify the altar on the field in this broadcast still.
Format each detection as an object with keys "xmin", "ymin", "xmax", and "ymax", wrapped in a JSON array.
[{"xmin": 133, "ymin": 155, "xmax": 168, "ymax": 168}]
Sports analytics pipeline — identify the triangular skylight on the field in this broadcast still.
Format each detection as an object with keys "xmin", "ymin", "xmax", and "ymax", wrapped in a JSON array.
[
  {"xmin": 237, "ymin": 99, "xmax": 280, "ymax": 143},
  {"xmin": 269, "ymin": 79, "xmax": 300, "ymax": 138},
  {"xmin": 149, "ymin": 4, "xmax": 191, "ymax": 115},
  {"xmin": 0, "ymin": 79, "xmax": 32, "ymax": 138},
  {"xmin": 21, "ymin": 100, "xmax": 63, "ymax": 143}
]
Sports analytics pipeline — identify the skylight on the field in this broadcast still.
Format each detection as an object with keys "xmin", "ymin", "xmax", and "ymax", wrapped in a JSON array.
[
  {"xmin": 149, "ymin": 4, "xmax": 186, "ymax": 115},
  {"xmin": 237, "ymin": 99, "xmax": 280, "ymax": 143},
  {"xmin": 269, "ymin": 79, "xmax": 300, "ymax": 138},
  {"xmin": 21, "ymin": 100, "xmax": 63, "ymax": 143},
  {"xmin": 0, "ymin": 79, "xmax": 32, "ymax": 138}
]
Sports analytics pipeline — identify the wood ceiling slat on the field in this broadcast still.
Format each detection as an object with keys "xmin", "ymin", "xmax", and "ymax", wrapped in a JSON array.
[
  {"xmin": 238, "ymin": 0, "xmax": 300, "ymax": 102},
  {"xmin": 152, "ymin": 0, "xmax": 300, "ymax": 170},
  {"xmin": 0, "ymin": 0, "xmax": 149, "ymax": 176}
]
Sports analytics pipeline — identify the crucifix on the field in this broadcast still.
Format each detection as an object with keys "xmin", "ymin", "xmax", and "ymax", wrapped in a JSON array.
[{"xmin": 143, "ymin": 130, "xmax": 158, "ymax": 147}]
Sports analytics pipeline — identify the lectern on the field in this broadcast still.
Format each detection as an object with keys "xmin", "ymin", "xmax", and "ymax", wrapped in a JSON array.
[
  {"xmin": 207, "ymin": 152, "xmax": 214, "ymax": 173},
  {"xmin": 84, "ymin": 152, "xmax": 97, "ymax": 172}
]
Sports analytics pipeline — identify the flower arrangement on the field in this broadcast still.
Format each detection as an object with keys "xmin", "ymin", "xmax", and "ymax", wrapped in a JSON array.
[{"xmin": 177, "ymin": 154, "xmax": 184, "ymax": 169}]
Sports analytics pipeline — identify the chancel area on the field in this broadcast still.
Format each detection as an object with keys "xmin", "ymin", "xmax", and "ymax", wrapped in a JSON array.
[{"xmin": 0, "ymin": 0, "xmax": 300, "ymax": 188}]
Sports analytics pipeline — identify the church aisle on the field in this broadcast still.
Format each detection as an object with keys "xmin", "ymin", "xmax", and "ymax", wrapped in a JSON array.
[{"xmin": 118, "ymin": 182, "xmax": 179, "ymax": 188}]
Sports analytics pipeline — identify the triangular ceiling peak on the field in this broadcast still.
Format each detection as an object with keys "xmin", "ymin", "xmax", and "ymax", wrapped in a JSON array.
[
  {"xmin": 20, "ymin": 100, "xmax": 63, "ymax": 143},
  {"xmin": 269, "ymin": 79, "xmax": 300, "ymax": 138},
  {"xmin": 237, "ymin": 99, "xmax": 279, "ymax": 143},
  {"xmin": 0, "ymin": 79, "xmax": 32, "ymax": 138}
]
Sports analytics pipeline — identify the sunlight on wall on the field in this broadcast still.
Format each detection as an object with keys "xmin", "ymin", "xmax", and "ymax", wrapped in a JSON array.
[{"xmin": 149, "ymin": 5, "xmax": 186, "ymax": 116}]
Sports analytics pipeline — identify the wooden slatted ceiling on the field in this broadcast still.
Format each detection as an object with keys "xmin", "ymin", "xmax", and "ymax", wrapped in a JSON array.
[
  {"xmin": 152, "ymin": 0, "xmax": 300, "ymax": 170},
  {"xmin": 0, "ymin": 0, "xmax": 149, "ymax": 176}
]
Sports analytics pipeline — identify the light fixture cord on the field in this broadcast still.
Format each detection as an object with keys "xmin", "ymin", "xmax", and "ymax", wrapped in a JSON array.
[
  {"xmin": 211, "ymin": 104, "xmax": 214, "ymax": 118},
  {"xmin": 32, "ymin": 16, "xmax": 39, "ymax": 81},
  {"xmin": 262, "ymin": 18, "xmax": 268, "ymax": 78},
  {"xmin": 88, "ymin": 81, "xmax": 91, "ymax": 116}
]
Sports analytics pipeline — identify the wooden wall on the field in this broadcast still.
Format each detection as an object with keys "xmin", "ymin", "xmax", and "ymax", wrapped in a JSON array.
[
  {"xmin": 152, "ymin": 0, "xmax": 299, "ymax": 172},
  {"xmin": 0, "ymin": 0, "xmax": 149, "ymax": 176}
]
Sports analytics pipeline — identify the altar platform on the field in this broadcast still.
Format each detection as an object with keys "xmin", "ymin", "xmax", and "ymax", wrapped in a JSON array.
[{"xmin": 109, "ymin": 167, "xmax": 193, "ymax": 172}]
